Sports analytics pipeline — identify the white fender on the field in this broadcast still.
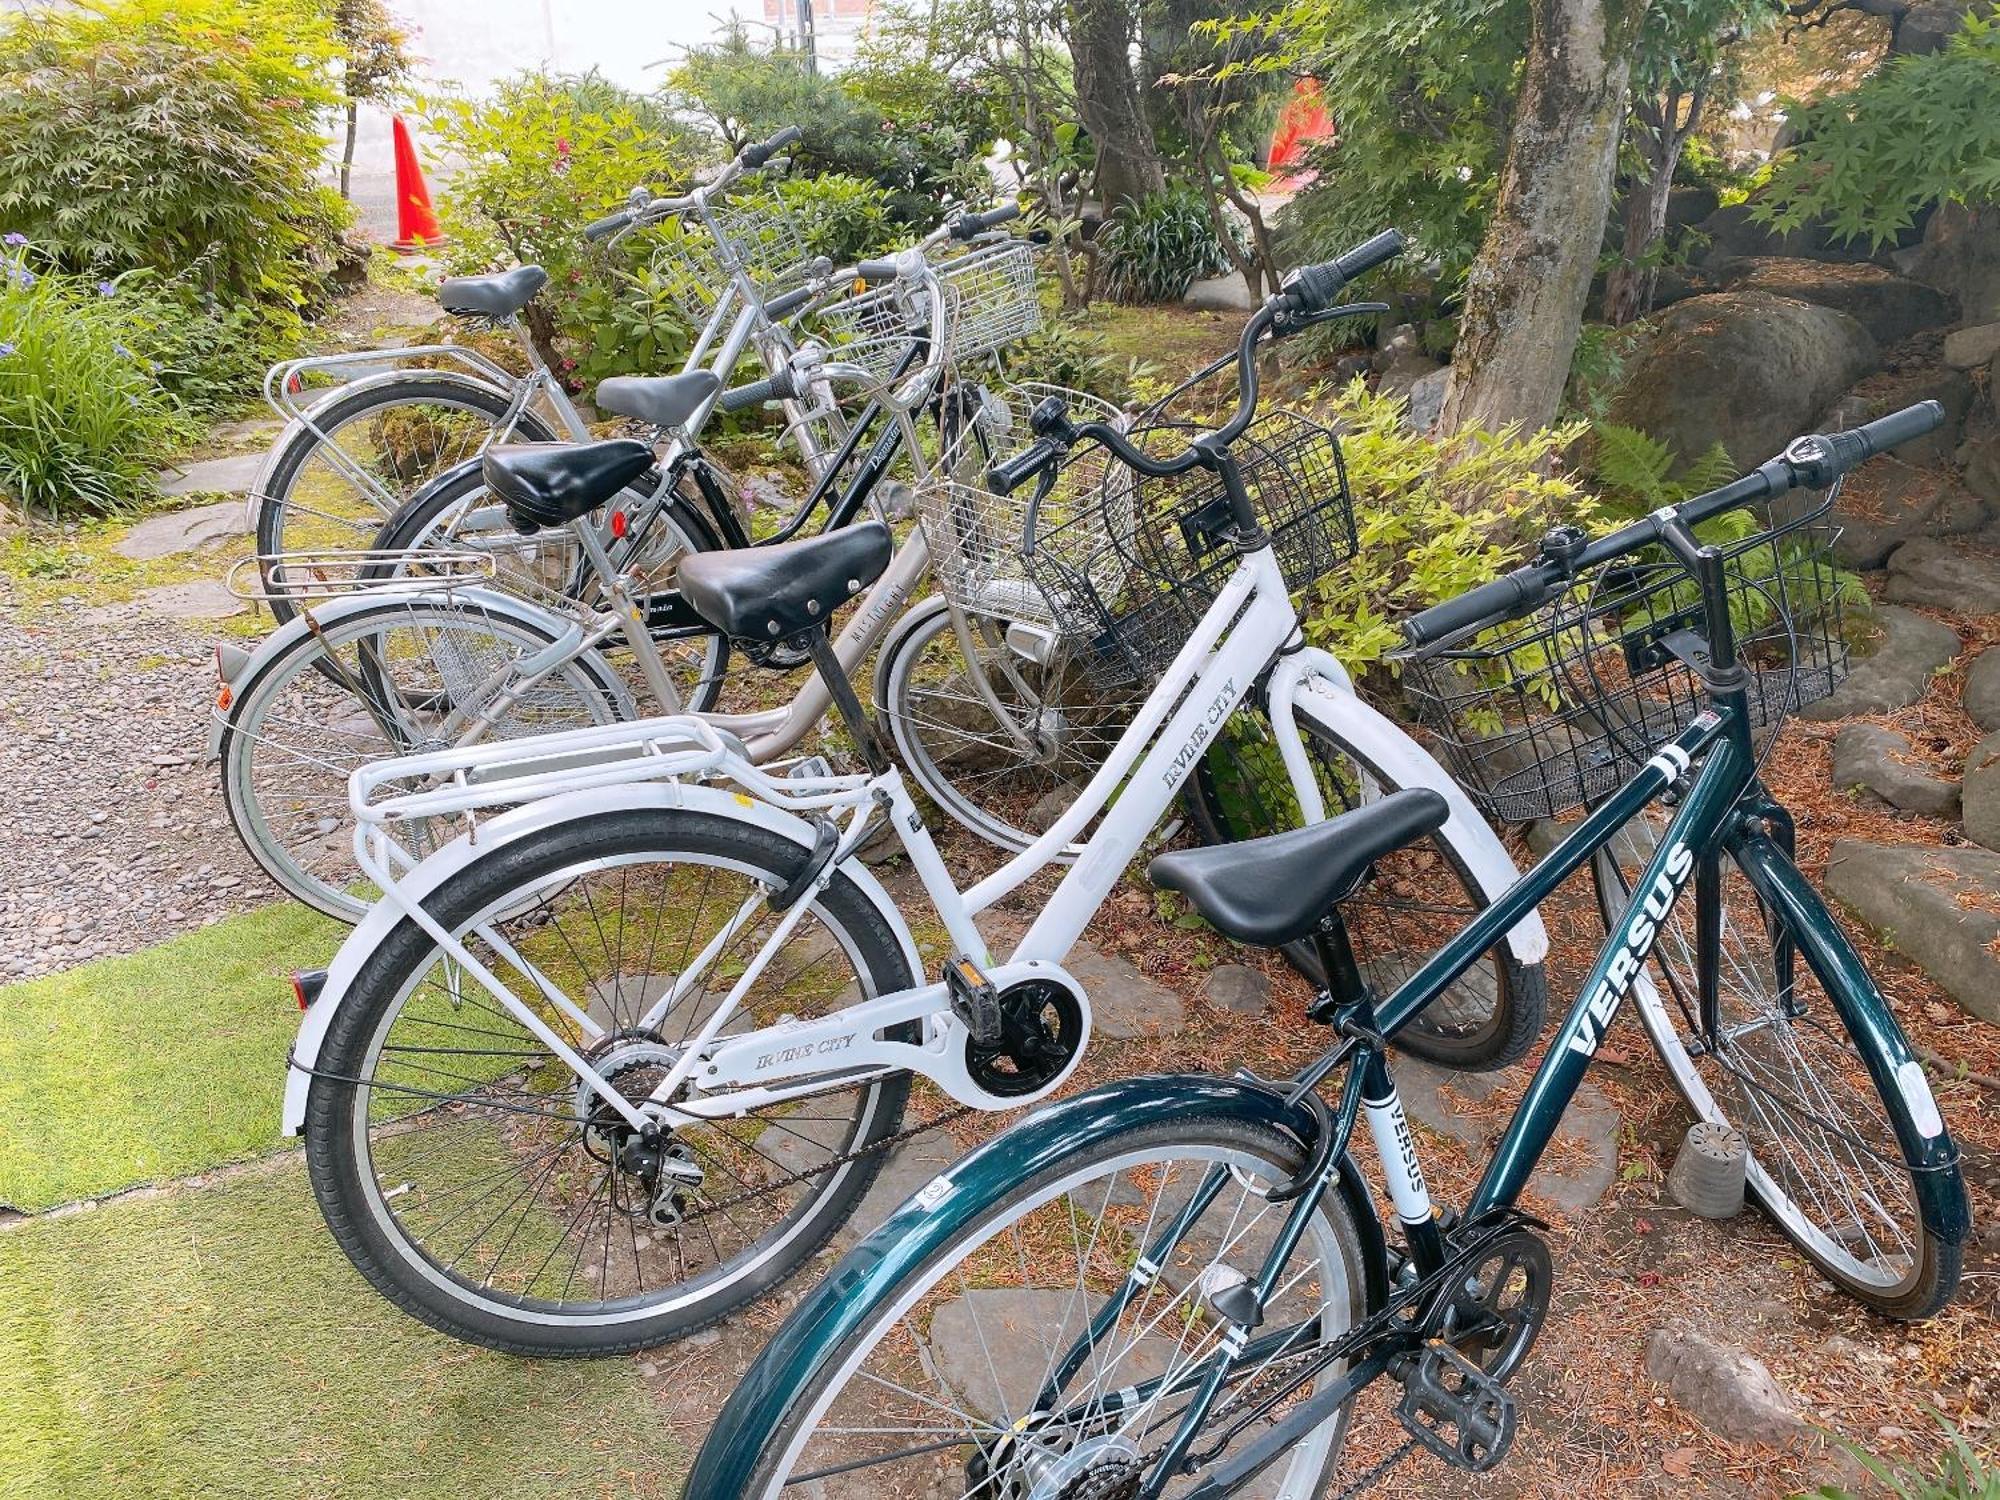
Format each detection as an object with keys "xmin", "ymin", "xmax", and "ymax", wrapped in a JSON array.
[
  {"xmin": 206, "ymin": 585, "xmax": 633, "ymax": 760},
  {"xmin": 868, "ymin": 591, "xmax": 950, "ymax": 711},
  {"xmin": 1274, "ymin": 647, "xmax": 1549, "ymax": 968},
  {"xmin": 279, "ymin": 779, "xmax": 923, "ymax": 1135}
]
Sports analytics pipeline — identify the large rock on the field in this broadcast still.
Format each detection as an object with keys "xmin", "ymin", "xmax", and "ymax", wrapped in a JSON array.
[
  {"xmin": 1830, "ymin": 461, "xmax": 1988, "ymax": 569},
  {"xmin": 1898, "ymin": 202, "xmax": 2000, "ymax": 323},
  {"xmin": 1184, "ymin": 273, "xmax": 1256, "ymax": 313},
  {"xmin": 1963, "ymin": 648, "xmax": 2000, "ymax": 731},
  {"xmin": 1799, "ymin": 606, "xmax": 1961, "ymax": 720},
  {"xmin": 1827, "ymin": 841, "xmax": 2000, "ymax": 1023},
  {"xmin": 1401, "ymin": 366, "xmax": 1450, "ymax": 435},
  {"xmin": 1645, "ymin": 1327, "xmax": 1805, "ymax": 1446},
  {"xmin": 1962, "ymin": 732, "xmax": 2000, "ymax": 852},
  {"xmin": 1884, "ymin": 536, "xmax": 2000, "ymax": 614},
  {"xmin": 1943, "ymin": 322, "xmax": 2000, "ymax": 370},
  {"xmin": 1831, "ymin": 724, "xmax": 1961, "ymax": 818},
  {"xmin": 1961, "ymin": 425, "xmax": 2000, "ymax": 506},
  {"xmin": 1715, "ymin": 258, "xmax": 1954, "ymax": 346},
  {"xmin": 1829, "ymin": 363, "xmax": 1975, "ymax": 468},
  {"xmin": 1695, "ymin": 202, "xmax": 1884, "ymax": 269},
  {"xmin": 1610, "ymin": 293, "xmax": 1878, "ymax": 470}
]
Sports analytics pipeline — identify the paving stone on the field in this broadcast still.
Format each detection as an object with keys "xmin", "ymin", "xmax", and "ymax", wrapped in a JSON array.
[
  {"xmin": 1960, "ymin": 731, "xmax": 2000, "ymax": 852},
  {"xmin": 1059, "ymin": 943, "xmax": 1185, "ymax": 1039},
  {"xmin": 1826, "ymin": 840, "xmax": 2000, "ymax": 1024},
  {"xmin": 156, "ymin": 451, "xmax": 265, "ymax": 497},
  {"xmin": 131, "ymin": 580, "xmax": 245, "ymax": 621},
  {"xmin": 1831, "ymin": 723, "xmax": 1961, "ymax": 818},
  {"xmin": 1183, "ymin": 272, "xmax": 1256, "ymax": 312},
  {"xmin": 1203, "ymin": 963, "xmax": 1273, "ymax": 1014},
  {"xmin": 926, "ymin": 1288, "xmax": 1177, "ymax": 1421},
  {"xmin": 1799, "ymin": 606, "xmax": 1960, "ymax": 720},
  {"xmin": 1645, "ymin": 1327, "xmax": 1805, "ymax": 1446},
  {"xmin": 1392, "ymin": 1055, "xmax": 1620, "ymax": 1215},
  {"xmin": 837, "ymin": 1130, "xmax": 966, "ymax": 1245},
  {"xmin": 1964, "ymin": 648, "xmax": 2000, "ymax": 731},
  {"xmin": 1883, "ymin": 537, "xmax": 2000, "ymax": 614},
  {"xmin": 113, "ymin": 500, "xmax": 245, "ymax": 560}
]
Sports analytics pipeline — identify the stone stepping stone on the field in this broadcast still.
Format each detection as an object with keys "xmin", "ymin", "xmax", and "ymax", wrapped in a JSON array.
[
  {"xmin": 113, "ymin": 500, "xmax": 244, "ymax": 561},
  {"xmin": 1884, "ymin": 537, "xmax": 2000, "ymax": 615},
  {"xmin": 1964, "ymin": 648, "xmax": 2000, "ymax": 731},
  {"xmin": 1800, "ymin": 606, "xmax": 1960, "ymax": 720},
  {"xmin": 1203, "ymin": 962, "xmax": 1273, "ymax": 1015},
  {"xmin": 1645, "ymin": 1326, "xmax": 1805, "ymax": 1446},
  {"xmin": 1831, "ymin": 723, "xmax": 1960, "ymax": 818},
  {"xmin": 1829, "ymin": 464, "xmax": 1986, "ymax": 570},
  {"xmin": 132, "ymin": 580, "xmax": 245, "ymax": 621},
  {"xmin": 1393, "ymin": 1054, "xmax": 1620, "ymax": 1216},
  {"xmin": 1059, "ymin": 943, "xmax": 1187, "ymax": 1039},
  {"xmin": 156, "ymin": 451, "xmax": 265, "ymax": 498},
  {"xmin": 1826, "ymin": 840, "xmax": 2000, "ymax": 1024},
  {"xmin": 925, "ymin": 1287, "xmax": 1180, "ymax": 1421},
  {"xmin": 1963, "ymin": 732, "xmax": 2000, "ymax": 851}
]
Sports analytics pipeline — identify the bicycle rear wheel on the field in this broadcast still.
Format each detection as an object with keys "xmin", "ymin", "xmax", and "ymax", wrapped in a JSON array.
[
  {"xmin": 705, "ymin": 1113, "xmax": 1367, "ymax": 1499},
  {"xmin": 1186, "ymin": 706, "xmax": 1543, "ymax": 1070},
  {"xmin": 1593, "ymin": 815, "xmax": 1960, "ymax": 1318}
]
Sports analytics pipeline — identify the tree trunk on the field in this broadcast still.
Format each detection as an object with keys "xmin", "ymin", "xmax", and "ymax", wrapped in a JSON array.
[
  {"xmin": 1440, "ymin": 0, "xmax": 1644, "ymax": 436},
  {"xmin": 339, "ymin": 99, "xmax": 359, "ymax": 200},
  {"xmin": 1067, "ymin": 0, "xmax": 1165, "ymax": 209},
  {"xmin": 1602, "ymin": 150, "xmax": 1678, "ymax": 325}
]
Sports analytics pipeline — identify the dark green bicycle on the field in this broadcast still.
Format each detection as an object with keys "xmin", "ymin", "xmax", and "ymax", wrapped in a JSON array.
[{"xmin": 684, "ymin": 388, "xmax": 1967, "ymax": 1498}]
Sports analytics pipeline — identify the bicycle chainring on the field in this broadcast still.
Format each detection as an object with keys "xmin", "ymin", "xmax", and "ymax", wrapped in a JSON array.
[
  {"xmin": 1435, "ymin": 1227, "xmax": 1552, "ymax": 1382},
  {"xmin": 964, "ymin": 978, "xmax": 1086, "ymax": 1098}
]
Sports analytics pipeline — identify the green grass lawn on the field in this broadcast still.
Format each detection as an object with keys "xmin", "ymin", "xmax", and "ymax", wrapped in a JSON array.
[
  {"xmin": 0, "ymin": 903, "xmax": 342, "ymax": 1212},
  {"xmin": 0, "ymin": 1166, "xmax": 678, "ymax": 1499}
]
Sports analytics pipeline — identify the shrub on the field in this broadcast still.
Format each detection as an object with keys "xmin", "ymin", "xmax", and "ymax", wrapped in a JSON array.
[
  {"xmin": 0, "ymin": 0, "xmax": 346, "ymax": 309},
  {"xmin": 1298, "ymin": 380, "xmax": 1595, "ymax": 674},
  {"xmin": 1096, "ymin": 184, "xmax": 1245, "ymax": 304},
  {"xmin": 1002, "ymin": 319, "xmax": 1141, "ymax": 404},
  {"xmin": 769, "ymin": 174, "xmax": 895, "ymax": 264},
  {"xmin": 418, "ymin": 70, "xmax": 715, "ymax": 386},
  {"xmin": 0, "ymin": 247, "xmax": 183, "ymax": 518}
]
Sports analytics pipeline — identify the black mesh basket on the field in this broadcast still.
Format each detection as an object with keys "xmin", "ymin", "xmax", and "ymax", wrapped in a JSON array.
[
  {"xmin": 1023, "ymin": 409, "xmax": 1358, "ymax": 689},
  {"xmin": 1400, "ymin": 496, "xmax": 1856, "ymax": 823}
]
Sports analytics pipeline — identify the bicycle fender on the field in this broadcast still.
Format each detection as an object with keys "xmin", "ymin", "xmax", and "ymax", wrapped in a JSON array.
[
  {"xmin": 1279, "ymin": 650, "xmax": 1549, "ymax": 968},
  {"xmin": 868, "ymin": 591, "xmax": 950, "ymax": 712},
  {"xmin": 205, "ymin": 585, "xmax": 629, "ymax": 761},
  {"xmin": 682, "ymin": 1072, "xmax": 1388, "ymax": 1500},
  {"xmin": 1732, "ymin": 834, "xmax": 1971, "ymax": 1245},
  {"xmin": 279, "ymin": 780, "xmax": 922, "ymax": 1135}
]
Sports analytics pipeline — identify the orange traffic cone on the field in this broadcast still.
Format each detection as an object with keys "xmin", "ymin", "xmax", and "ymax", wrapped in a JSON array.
[{"xmin": 390, "ymin": 115, "xmax": 446, "ymax": 253}]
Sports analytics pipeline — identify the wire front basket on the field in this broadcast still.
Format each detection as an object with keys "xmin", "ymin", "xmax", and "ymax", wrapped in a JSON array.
[
  {"xmin": 812, "ymin": 278, "xmax": 964, "ymax": 395},
  {"xmin": 936, "ymin": 240, "xmax": 1042, "ymax": 360},
  {"xmin": 1400, "ymin": 499, "xmax": 1856, "ymax": 822},
  {"xmin": 1025, "ymin": 410, "xmax": 1358, "ymax": 689},
  {"xmin": 649, "ymin": 196, "xmax": 817, "ymax": 327}
]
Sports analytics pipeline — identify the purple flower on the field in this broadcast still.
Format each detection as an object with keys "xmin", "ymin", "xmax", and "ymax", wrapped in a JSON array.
[
  {"xmin": 113, "ymin": 341, "xmax": 131, "ymax": 358},
  {"xmin": 2, "ymin": 232, "xmax": 24, "ymax": 247},
  {"xmin": 0, "ymin": 341, "xmax": 15, "ymax": 357},
  {"xmin": 97, "ymin": 280, "xmax": 116, "ymax": 297},
  {"xmin": 12, "ymin": 269, "xmax": 34, "ymax": 289}
]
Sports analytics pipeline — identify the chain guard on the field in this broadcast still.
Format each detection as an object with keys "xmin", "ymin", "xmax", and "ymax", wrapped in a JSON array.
[{"xmin": 965, "ymin": 978, "xmax": 1086, "ymax": 1098}]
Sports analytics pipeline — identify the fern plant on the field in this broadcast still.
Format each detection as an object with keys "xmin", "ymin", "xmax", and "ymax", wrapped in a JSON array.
[{"xmin": 1591, "ymin": 422, "xmax": 1737, "ymax": 513}]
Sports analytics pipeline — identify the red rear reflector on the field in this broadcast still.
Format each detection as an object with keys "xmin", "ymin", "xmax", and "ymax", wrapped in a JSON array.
[
  {"xmin": 293, "ymin": 969, "xmax": 328, "ymax": 1011},
  {"xmin": 611, "ymin": 509, "xmax": 628, "ymax": 539}
]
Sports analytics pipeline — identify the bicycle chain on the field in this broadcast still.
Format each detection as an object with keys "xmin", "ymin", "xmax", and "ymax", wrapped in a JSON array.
[
  {"xmin": 1330, "ymin": 1436, "xmax": 1418, "ymax": 1499},
  {"xmin": 681, "ymin": 1104, "xmax": 975, "ymax": 1223}
]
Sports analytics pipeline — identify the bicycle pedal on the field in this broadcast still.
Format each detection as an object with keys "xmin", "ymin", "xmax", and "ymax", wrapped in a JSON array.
[
  {"xmin": 1394, "ymin": 1341, "xmax": 1517, "ymax": 1473},
  {"xmin": 944, "ymin": 953, "xmax": 1003, "ymax": 1048},
  {"xmin": 786, "ymin": 755, "xmax": 833, "ymax": 781}
]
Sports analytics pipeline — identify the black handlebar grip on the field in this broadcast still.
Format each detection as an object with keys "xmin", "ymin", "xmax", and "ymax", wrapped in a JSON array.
[
  {"xmin": 763, "ymin": 284, "xmax": 817, "ymax": 321},
  {"xmin": 719, "ymin": 367, "xmax": 802, "ymax": 413},
  {"xmin": 583, "ymin": 210, "xmax": 631, "ymax": 242},
  {"xmin": 1402, "ymin": 567, "xmax": 1545, "ymax": 649},
  {"xmin": 740, "ymin": 124, "xmax": 803, "ymax": 169},
  {"xmin": 1853, "ymin": 399, "xmax": 1944, "ymax": 459},
  {"xmin": 986, "ymin": 438, "xmax": 1062, "ymax": 496},
  {"xmin": 951, "ymin": 201, "xmax": 1022, "ymax": 240},
  {"xmin": 1332, "ymin": 228, "xmax": 1407, "ymax": 282},
  {"xmin": 855, "ymin": 257, "xmax": 901, "ymax": 285},
  {"xmin": 1282, "ymin": 229, "xmax": 1406, "ymax": 315}
]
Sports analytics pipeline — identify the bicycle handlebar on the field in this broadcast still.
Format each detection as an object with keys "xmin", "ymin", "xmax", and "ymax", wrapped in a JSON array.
[
  {"xmin": 583, "ymin": 209, "xmax": 633, "ymax": 242},
  {"xmin": 740, "ymin": 125, "xmax": 802, "ymax": 169},
  {"xmin": 950, "ymin": 202, "xmax": 1022, "ymax": 240},
  {"xmin": 1400, "ymin": 399, "xmax": 1946, "ymax": 651}
]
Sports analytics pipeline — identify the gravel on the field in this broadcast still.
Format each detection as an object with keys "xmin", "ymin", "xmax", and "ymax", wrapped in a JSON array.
[{"xmin": 0, "ymin": 593, "xmax": 279, "ymax": 982}]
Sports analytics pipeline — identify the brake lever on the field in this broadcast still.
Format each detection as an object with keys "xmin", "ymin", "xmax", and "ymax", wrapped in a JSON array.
[{"xmin": 1272, "ymin": 300, "xmax": 1392, "ymax": 338}]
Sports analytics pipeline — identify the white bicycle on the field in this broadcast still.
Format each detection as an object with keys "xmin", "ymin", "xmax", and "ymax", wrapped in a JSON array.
[{"xmin": 281, "ymin": 230, "xmax": 1551, "ymax": 1355}]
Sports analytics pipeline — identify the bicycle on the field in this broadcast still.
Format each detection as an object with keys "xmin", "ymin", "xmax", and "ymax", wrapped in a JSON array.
[
  {"xmin": 683, "ymin": 393, "xmax": 1968, "ymax": 1498},
  {"xmin": 275, "ymin": 231, "xmax": 1552, "ymax": 1355},
  {"xmin": 249, "ymin": 126, "xmax": 832, "ymax": 621}
]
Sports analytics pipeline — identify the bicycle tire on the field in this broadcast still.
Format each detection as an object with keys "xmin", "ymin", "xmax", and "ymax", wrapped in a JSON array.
[
  {"xmin": 305, "ymin": 807, "xmax": 920, "ymax": 1355},
  {"xmin": 1592, "ymin": 817, "xmax": 1962, "ymax": 1318},
  {"xmin": 254, "ymin": 374, "xmax": 560, "ymax": 624},
  {"xmin": 1186, "ymin": 705, "xmax": 1543, "ymax": 1070},
  {"xmin": 704, "ymin": 1113, "xmax": 1366, "ymax": 1498}
]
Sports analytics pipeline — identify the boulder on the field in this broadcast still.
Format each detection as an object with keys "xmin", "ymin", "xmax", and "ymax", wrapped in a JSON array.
[
  {"xmin": 1666, "ymin": 182, "xmax": 1720, "ymax": 231},
  {"xmin": 1203, "ymin": 963, "xmax": 1274, "ymax": 1015},
  {"xmin": 1961, "ymin": 425, "xmax": 2000, "ymax": 506},
  {"xmin": 1183, "ymin": 273, "xmax": 1257, "ymax": 313},
  {"xmin": 1609, "ymin": 293, "xmax": 1878, "ymax": 471},
  {"xmin": 1831, "ymin": 724, "xmax": 1961, "ymax": 818},
  {"xmin": 1898, "ymin": 0, "xmax": 1982, "ymax": 52},
  {"xmin": 1714, "ymin": 258, "xmax": 1955, "ymax": 346},
  {"xmin": 1394, "ymin": 1055, "xmax": 1619, "ymax": 1216},
  {"xmin": 1829, "ymin": 461, "xmax": 1988, "ymax": 570},
  {"xmin": 1962, "ymin": 731, "xmax": 2000, "ymax": 852},
  {"xmin": 1884, "ymin": 536, "xmax": 2000, "ymax": 614},
  {"xmin": 1826, "ymin": 841, "xmax": 2000, "ymax": 1024},
  {"xmin": 1943, "ymin": 322, "xmax": 2000, "ymax": 371},
  {"xmin": 1645, "ymin": 1327, "xmax": 1805, "ymax": 1446},
  {"xmin": 1695, "ymin": 201, "xmax": 1884, "ymax": 269},
  {"xmin": 1800, "ymin": 606, "xmax": 1960, "ymax": 720},
  {"xmin": 1898, "ymin": 202, "xmax": 2000, "ymax": 323},
  {"xmin": 1828, "ymin": 362, "xmax": 1975, "ymax": 467},
  {"xmin": 1963, "ymin": 648, "xmax": 2000, "ymax": 731},
  {"xmin": 1401, "ymin": 366, "xmax": 1449, "ymax": 435}
]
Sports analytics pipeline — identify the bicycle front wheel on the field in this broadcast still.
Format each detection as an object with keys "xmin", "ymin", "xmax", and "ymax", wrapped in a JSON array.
[
  {"xmin": 712, "ymin": 1113, "xmax": 1367, "ymax": 1499},
  {"xmin": 1187, "ymin": 705, "xmax": 1544, "ymax": 1070},
  {"xmin": 1594, "ymin": 815, "xmax": 1961, "ymax": 1319},
  {"xmin": 218, "ymin": 594, "xmax": 630, "ymax": 920},
  {"xmin": 255, "ymin": 374, "xmax": 559, "ymax": 623}
]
